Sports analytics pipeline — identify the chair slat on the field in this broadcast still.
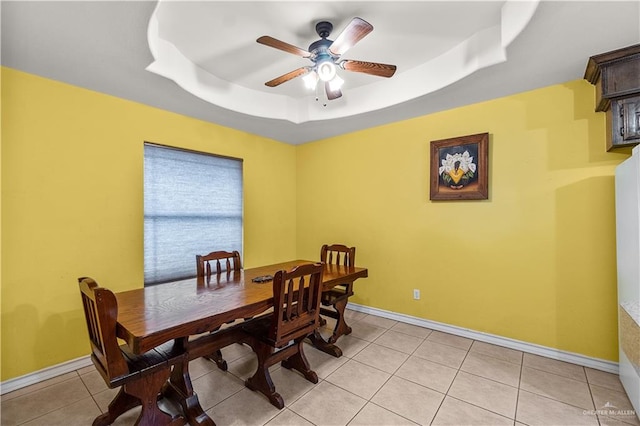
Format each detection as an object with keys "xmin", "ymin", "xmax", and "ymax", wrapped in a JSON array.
[
  {"xmin": 297, "ymin": 275, "xmax": 306, "ymax": 316},
  {"xmin": 286, "ymin": 278, "xmax": 294, "ymax": 320}
]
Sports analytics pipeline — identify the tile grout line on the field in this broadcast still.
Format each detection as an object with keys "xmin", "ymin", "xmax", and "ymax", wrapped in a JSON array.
[
  {"xmin": 326, "ymin": 318, "xmax": 425, "ymax": 424},
  {"xmin": 352, "ymin": 322, "xmax": 430, "ymax": 425},
  {"xmin": 513, "ymin": 349, "xmax": 524, "ymax": 425},
  {"xmin": 430, "ymin": 337, "xmax": 475, "ymax": 425}
]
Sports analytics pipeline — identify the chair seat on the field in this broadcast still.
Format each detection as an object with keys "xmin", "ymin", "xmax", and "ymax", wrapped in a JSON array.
[
  {"xmin": 242, "ymin": 314, "xmax": 269, "ymax": 331},
  {"xmin": 241, "ymin": 313, "xmax": 279, "ymax": 346},
  {"xmin": 98, "ymin": 340, "xmax": 186, "ymax": 389}
]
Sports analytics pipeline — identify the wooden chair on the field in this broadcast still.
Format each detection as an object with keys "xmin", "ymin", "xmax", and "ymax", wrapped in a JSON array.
[
  {"xmin": 78, "ymin": 277, "xmax": 186, "ymax": 426},
  {"xmin": 320, "ymin": 244, "xmax": 356, "ymax": 343},
  {"xmin": 196, "ymin": 250, "xmax": 242, "ymax": 281},
  {"xmin": 241, "ymin": 263, "xmax": 324, "ymax": 409},
  {"xmin": 195, "ymin": 250, "xmax": 242, "ymax": 370}
]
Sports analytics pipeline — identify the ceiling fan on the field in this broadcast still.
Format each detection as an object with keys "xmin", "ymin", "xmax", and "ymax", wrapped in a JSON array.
[{"xmin": 257, "ymin": 17, "xmax": 397, "ymax": 101}]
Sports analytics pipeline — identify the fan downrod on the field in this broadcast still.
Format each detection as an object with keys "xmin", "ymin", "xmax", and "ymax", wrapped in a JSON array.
[{"xmin": 315, "ymin": 21, "xmax": 333, "ymax": 39}]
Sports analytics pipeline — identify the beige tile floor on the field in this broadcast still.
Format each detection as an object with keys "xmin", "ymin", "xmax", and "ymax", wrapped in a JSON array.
[{"xmin": 2, "ymin": 309, "xmax": 639, "ymax": 426}]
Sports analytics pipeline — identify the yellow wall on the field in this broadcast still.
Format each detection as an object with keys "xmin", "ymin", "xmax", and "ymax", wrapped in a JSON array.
[
  {"xmin": 1, "ymin": 67, "xmax": 631, "ymax": 382},
  {"xmin": 1, "ymin": 68, "xmax": 297, "ymax": 380},
  {"xmin": 0, "ymin": 61, "xmax": 3, "ymax": 378},
  {"xmin": 296, "ymin": 79, "xmax": 630, "ymax": 361}
]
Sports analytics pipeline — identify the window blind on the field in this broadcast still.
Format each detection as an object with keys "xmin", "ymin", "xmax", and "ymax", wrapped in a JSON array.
[{"xmin": 143, "ymin": 143, "xmax": 243, "ymax": 285}]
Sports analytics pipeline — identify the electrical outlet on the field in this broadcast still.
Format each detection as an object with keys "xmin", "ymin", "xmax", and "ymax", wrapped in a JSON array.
[{"xmin": 413, "ymin": 289, "xmax": 420, "ymax": 300}]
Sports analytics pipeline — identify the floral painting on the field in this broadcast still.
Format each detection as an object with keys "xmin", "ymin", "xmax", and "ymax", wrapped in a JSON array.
[
  {"xmin": 438, "ymin": 147, "xmax": 477, "ymax": 189},
  {"xmin": 430, "ymin": 133, "xmax": 488, "ymax": 200}
]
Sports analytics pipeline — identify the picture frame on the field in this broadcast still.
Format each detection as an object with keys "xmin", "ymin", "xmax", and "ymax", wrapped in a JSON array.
[{"xmin": 430, "ymin": 132, "xmax": 489, "ymax": 201}]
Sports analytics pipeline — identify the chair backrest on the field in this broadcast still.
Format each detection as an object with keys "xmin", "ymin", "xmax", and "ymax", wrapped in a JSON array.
[
  {"xmin": 78, "ymin": 277, "xmax": 129, "ymax": 382},
  {"xmin": 196, "ymin": 250, "xmax": 242, "ymax": 278},
  {"xmin": 269, "ymin": 263, "xmax": 324, "ymax": 347},
  {"xmin": 320, "ymin": 244, "xmax": 356, "ymax": 267}
]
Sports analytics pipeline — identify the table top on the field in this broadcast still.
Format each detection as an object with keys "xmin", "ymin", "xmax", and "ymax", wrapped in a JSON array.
[{"xmin": 115, "ymin": 260, "xmax": 368, "ymax": 354}]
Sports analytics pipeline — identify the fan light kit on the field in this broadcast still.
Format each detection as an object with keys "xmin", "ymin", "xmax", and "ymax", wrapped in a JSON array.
[
  {"xmin": 257, "ymin": 17, "xmax": 397, "ymax": 101},
  {"xmin": 317, "ymin": 60, "xmax": 337, "ymax": 82}
]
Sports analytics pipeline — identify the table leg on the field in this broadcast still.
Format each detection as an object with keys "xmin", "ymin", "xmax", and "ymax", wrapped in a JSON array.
[
  {"xmin": 164, "ymin": 359, "xmax": 215, "ymax": 426},
  {"xmin": 310, "ymin": 284, "xmax": 355, "ymax": 357},
  {"xmin": 327, "ymin": 297, "xmax": 352, "ymax": 344}
]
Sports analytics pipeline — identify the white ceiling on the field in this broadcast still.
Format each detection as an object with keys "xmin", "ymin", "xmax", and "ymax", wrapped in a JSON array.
[
  {"xmin": 146, "ymin": 0, "xmax": 535, "ymax": 123},
  {"xmin": 2, "ymin": 1, "xmax": 639, "ymax": 144}
]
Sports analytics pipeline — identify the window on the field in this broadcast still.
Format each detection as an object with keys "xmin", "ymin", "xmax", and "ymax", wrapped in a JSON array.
[{"xmin": 143, "ymin": 143, "xmax": 243, "ymax": 285}]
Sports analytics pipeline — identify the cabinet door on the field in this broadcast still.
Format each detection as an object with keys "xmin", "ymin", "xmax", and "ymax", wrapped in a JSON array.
[
  {"xmin": 623, "ymin": 98, "xmax": 640, "ymax": 142},
  {"xmin": 611, "ymin": 97, "xmax": 640, "ymax": 148}
]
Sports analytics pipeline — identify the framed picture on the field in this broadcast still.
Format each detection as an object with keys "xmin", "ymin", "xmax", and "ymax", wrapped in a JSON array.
[{"xmin": 430, "ymin": 132, "xmax": 489, "ymax": 201}]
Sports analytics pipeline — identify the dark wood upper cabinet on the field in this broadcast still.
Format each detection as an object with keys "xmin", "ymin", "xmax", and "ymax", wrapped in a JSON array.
[{"xmin": 585, "ymin": 44, "xmax": 640, "ymax": 151}]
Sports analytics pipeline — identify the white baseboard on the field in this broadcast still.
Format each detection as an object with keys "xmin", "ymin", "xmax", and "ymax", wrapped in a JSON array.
[
  {"xmin": 0, "ymin": 355, "xmax": 92, "ymax": 396},
  {"xmin": 0, "ymin": 305, "xmax": 619, "ymax": 395},
  {"xmin": 347, "ymin": 302, "xmax": 619, "ymax": 374}
]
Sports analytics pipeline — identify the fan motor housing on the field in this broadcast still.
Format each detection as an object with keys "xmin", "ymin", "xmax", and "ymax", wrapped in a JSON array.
[
  {"xmin": 315, "ymin": 21, "xmax": 333, "ymax": 38},
  {"xmin": 308, "ymin": 38, "xmax": 333, "ymax": 61}
]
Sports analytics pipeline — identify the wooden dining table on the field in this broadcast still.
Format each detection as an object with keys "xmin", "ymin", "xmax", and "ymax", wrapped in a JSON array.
[{"xmin": 114, "ymin": 259, "xmax": 368, "ymax": 425}]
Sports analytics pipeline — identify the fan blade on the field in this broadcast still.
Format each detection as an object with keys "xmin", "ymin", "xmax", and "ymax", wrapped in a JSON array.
[
  {"xmin": 325, "ymin": 81, "xmax": 342, "ymax": 100},
  {"xmin": 328, "ymin": 17, "xmax": 373, "ymax": 56},
  {"xmin": 265, "ymin": 67, "xmax": 309, "ymax": 87},
  {"xmin": 257, "ymin": 36, "xmax": 310, "ymax": 58},
  {"xmin": 342, "ymin": 60, "xmax": 397, "ymax": 78}
]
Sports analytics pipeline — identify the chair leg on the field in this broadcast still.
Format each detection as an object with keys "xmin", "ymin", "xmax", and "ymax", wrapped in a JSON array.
[
  {"xmin": 281, "ymin": 337, "xmax": 318, "ymax": 384},
  {"xmin": 245, "ymin": 344, "xmax": 284, "ymax": 409},
  {"xmin": 203, "ymin": 349, "xmax": 228, "ymax": 371},
  {"xmin": 124, "ymin": 368, "xmax": 178, "ymax": 426},
  {"xmin": 92, "ymin": 387, "xmax": 141, "ymax": 426}
]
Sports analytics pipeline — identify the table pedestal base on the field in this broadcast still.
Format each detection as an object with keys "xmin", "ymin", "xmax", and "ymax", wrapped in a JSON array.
[
  {"xmin": 163, "ymin": 360, "xmax": 215, "ymax": 426},
  {"xmin": 320, "ymin": 297, "xmax": 353, "ymax": 344}
]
